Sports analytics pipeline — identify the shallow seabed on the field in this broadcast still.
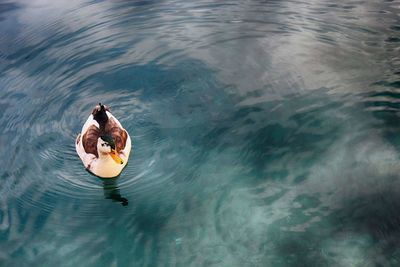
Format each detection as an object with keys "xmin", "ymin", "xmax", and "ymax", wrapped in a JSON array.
[{"xmin": 1, "ymin": 0, "xmax": 400, "ymax": 266}]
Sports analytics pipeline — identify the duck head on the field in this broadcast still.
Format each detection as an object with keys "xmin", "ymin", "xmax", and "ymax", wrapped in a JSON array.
[{"xmin": 97, "ymin": 135, "xmax": 124, "ymax": 164}]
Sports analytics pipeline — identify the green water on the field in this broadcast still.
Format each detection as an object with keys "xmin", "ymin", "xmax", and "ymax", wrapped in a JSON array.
[{"xmin": 1, "ymin": 0, "xmax": 400, "ymax": 266}]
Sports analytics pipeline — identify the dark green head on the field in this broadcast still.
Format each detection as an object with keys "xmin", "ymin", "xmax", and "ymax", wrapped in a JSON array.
[{"xmin": 100, "ymin": 135, "xmax": 116, "ymax": 150}]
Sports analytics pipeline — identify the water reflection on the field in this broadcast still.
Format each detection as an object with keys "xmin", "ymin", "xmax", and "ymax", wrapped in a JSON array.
[
  {"xmin": 1, "ymin": 0, "xmax": 400, "ymax": 265},
  {"xmin": 102, "ymin": 178, "xmax": 128, "ymax": 206}
]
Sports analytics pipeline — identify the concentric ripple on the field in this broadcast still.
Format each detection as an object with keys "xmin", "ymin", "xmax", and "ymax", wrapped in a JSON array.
[{"xmin": 1, "ymin": 0, "xmax": 400, "ymax": 266}]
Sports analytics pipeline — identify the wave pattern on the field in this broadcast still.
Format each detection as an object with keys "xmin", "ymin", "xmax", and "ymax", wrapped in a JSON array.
[{"xmin": 1, "ymin": 0, "xmax": 400, "ymax": 266}]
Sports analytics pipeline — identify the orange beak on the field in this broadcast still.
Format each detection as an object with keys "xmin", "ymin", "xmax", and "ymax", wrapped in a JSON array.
[{"xmin": 109, "ymin": 149, "xmax": 124, "ymax": 164}]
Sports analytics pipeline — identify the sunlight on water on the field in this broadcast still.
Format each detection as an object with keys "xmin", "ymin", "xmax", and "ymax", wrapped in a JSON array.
[{"xmin": 1, "ymin": 0, "xmax": 400, "ymax": 266}]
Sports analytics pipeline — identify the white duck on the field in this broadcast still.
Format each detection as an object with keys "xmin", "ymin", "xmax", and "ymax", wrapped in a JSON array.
[{"xmin": 76, "ymin": 103, "xmax": 132, "ymax": 178}]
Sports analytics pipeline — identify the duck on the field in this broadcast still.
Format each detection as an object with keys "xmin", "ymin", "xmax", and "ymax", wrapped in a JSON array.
[{"xmin": 76, "ymin": 103, "xmax": 132, "ymax": 178}]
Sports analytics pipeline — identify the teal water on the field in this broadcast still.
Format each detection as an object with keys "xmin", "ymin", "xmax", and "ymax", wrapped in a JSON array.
[{"xmin": 1, "ymin": 0, "xmax": 400, "ymax": 266}]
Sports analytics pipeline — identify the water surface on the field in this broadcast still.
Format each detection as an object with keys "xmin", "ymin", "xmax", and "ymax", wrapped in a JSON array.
[{"xmin": 1, "ymin": 0, "xmax": 400, "ymax": 266}]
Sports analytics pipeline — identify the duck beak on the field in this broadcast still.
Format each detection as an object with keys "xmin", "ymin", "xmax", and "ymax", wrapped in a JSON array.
[{"xmin": 109, "ymin": 149, "xmax": 124, "ymax": 164}]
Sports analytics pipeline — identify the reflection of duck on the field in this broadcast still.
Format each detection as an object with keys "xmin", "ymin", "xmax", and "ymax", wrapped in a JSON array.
[
  {"xmin": 76, "ymin": 103, "xmax": 132, "ymax": 178},
  {"xmin": 103, "ymin": 178, "xmax": 128, "ymax": 206}
]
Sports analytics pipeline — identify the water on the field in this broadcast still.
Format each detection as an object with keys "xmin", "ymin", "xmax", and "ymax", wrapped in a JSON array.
[{"xmin": 1, "ymin": 0, "xmax": 400, "ymax": 266}]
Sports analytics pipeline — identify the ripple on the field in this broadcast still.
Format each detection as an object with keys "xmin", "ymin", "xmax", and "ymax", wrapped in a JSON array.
[{"xmin": 1, "ymin": 0, "xmax": 400, "ymax": 265}]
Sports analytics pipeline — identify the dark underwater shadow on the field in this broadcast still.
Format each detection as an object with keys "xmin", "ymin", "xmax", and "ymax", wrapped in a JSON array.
[
  {"xmin": 84, "ymin": 166, "xmax": 129, "ymax": 206},
  {"xmin": 102, "ymin": 178, "xmax": 128, "ymax": 206}
]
